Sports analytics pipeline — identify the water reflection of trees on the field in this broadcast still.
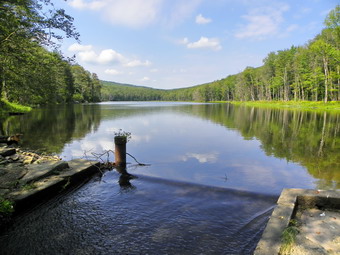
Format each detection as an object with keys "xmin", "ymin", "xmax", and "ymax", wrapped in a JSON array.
[
  {"xmin": 1, "ymin": 104, "xmax": 101, "ymax": 153},
  {"xmin": 189, "ymin": 104, "xmax": 340, "ymax": 189},
  {"xmin": 99, "ymin": 103, "xmax": 340, "ymax": 189},
  {"xmin": 1, "ymin": 103, "xmax": 339, "ymax": 189}
]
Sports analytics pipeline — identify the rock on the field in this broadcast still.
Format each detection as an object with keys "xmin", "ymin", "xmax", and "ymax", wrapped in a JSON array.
[
  {"xmin": 0, "ymin": 165, "xmax": 28, "ymax": 189},
  {"xmin": 0, "ymin": 160, "xmax": 10, "ymax": 165},
  {"xmin": 9, "ymin": 154, "xmax": 20, "ymax": 162},
  {"xmin": 0, "ymin": 188, "xmax": 10, "ymax": 197},
  {"xmin": 23, "ymin": 156, "xmax": 34, "ymax": 164},
  {"xmin": 21, "ymin": 161, "xmax": 69, "ymax": 184},
  {"xmin": 0, "ymin": 148, "xmax": 16, "ymax": 157},
  {"xmin": 0, "ymin": 168, "xmax": 6, "ymax": 176}
]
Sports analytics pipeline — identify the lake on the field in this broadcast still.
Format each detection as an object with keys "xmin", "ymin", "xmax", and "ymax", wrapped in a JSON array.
[{"xmin": 1, "ymin": 102, "xmax": 339, "ymax": 254}]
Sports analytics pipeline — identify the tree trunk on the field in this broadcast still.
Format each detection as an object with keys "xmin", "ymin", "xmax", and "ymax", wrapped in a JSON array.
[
  {"xmin": 337, "ymin": 65, "xmax": 340, "ymax": 101},
  {"xmin": 318, "ymin": 112, "xmax": 327, "ymax": 156},
  {"xmin": 323, "ymin": 56, "xmax": 329, "ymax": 103},
  {"xmin": 0, "ymin": 67, "xmax": 3, "ymax": 99}
]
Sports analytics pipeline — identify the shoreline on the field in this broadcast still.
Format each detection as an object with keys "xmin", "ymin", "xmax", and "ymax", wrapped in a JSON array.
[
  {"xmin": 0, "ymin": 100, "xmax": 32, "ymax": 118},
  {"xmin": 0, "ymin": 145, "xmax": 101, "ymax": 229},
  {"xmin": 228, "ymin": 100, "xmax": 340, "ymax": 111}
]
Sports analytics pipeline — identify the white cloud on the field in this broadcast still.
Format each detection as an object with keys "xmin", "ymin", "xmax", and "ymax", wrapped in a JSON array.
[
  {"xmin": 124, "ymin": 60, "xmax": 152, "ymax": 67},
  {"xmin": 69, "ymin": 0, "xmax": 162, "ymax": 28},
  {"xmin": 234, "ymin": 3, "xmax": 290, "ymax": 40},
  {"xmin": 68, "ymin": 46, "xmax": 150, "ymax": 68},
  {"xmin": 150, "ymin": 68, "xmax": 158, "ymax": 73},
  {"xmin": 76, "ymin": 49, "xmax": 126, "ymax": 65},
  {"xmin": 78, "ymin": 50, "xmax": 98, "ymax": 63},
  {"xmin": 69, "ymin": 0, "xmax": 105, "ymax": 10},
  {"xmin": 68, "ymin": 43, "xmax": 93, "ymax": 52},
  {"xmin": 105, "ymin": 69, "xmax": 123, "ymax": 75},
  {"xmin": 104, "ymin": 0, "xmax": 162, "ymax": 28},
  {"xmin": 97, "ymin": 49, "xmax": 126, "ymax": 64},
  {"xmin": 195, "ymin": 14, "xmax": 211, "ymax": 24},
  {"xmin": 187, "ymin": 37, "xmax": 222, "ymax": 51},
  {"xmin": 69, "ymin": 0, "xmax": 204, "ymax": 28}
]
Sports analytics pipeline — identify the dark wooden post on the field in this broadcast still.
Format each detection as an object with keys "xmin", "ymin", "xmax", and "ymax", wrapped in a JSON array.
[{"xmin": 114, "ymin": 136, "xmax": 127, "ymax": 167}]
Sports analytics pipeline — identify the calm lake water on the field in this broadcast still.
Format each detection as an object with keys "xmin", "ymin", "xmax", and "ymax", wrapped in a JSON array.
[{"xmin": 1, "ymin": 102, "xmax": 339, "ymax": 254}]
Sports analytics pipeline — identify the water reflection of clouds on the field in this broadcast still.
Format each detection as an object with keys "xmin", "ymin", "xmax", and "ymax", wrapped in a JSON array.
[
  {"xmin": 180, "ymin": 152, "xmax": 219, "ymax": 163},
  {"xmin": 57, "ymin": 103, "xmax": 323, "ymax": 195},
  {"xmin": 132, "ymin": 134, "xmax": 151, "ymax": 143},
  {"xmin": 227, "ymin": 159, "xmax": 315, "ymax": 194}
]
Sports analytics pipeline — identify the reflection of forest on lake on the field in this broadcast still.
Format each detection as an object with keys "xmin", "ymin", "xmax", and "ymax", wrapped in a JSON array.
[
  {"xmin": 1, "ymin": 102, "xmax": 339, "ymax": 189},
  {"xmin": 189, "ymin": 104, "xmax": 340, "ymax": 189},
  {"xmin": 0, "ymin": 105, "xmax": 101, "ymax": 153}
]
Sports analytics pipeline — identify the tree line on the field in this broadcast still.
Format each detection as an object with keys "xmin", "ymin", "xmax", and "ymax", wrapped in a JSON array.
[
  {"xmin": 0, "ymin": 0, "xmax": 101, "ymax": 107},
  {"xmin": 102, "ymin": 5, "xmax": 339, "ymax": 103},
  {"xmin": 1, "ymin": 2, "xmax": 339, "ymax": 106}
]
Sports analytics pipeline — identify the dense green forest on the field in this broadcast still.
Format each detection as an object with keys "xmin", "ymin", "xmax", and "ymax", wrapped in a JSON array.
[
  {"xmin": 101, "ymin": 81, "xmax": 162, "ymax": 101},
  {"xmin": 1, "ymin": 2, "xmax": 339, "ymax": 107},
  {"xmin": 0, "ymin": 0, "xmax": 101, "ymax": 107},
  {"xmin": 102, "ymin": 5, "xmax": 340, "ymax": 103}
]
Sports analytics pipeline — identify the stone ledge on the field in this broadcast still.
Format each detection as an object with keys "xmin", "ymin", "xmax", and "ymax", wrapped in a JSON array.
[
  {"xmin": 7, "ymin": 159, "xmax": 100, "ymax": 214},
  {"xmin": 254, "ymin": 188, "xmax": 340, "ymax": 255}
]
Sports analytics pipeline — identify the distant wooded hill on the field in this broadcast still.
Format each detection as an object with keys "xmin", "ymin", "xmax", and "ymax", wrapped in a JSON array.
[{"xmin": 102, "ymin": 5, "xmax": 339, "ymax": 103}]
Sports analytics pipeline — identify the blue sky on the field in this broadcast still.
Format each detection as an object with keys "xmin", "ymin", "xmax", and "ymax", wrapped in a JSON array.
[{"xmin": 56, "ymin": 0, "xmax": 337, "ymax": 89}]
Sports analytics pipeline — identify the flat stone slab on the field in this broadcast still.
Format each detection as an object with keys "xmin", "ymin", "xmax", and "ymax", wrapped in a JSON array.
[
  {"xmin": 60, "ymin": 158, "xmax": 100, "ymax": 178},
  {"xmin": 7, "ymin": 159, "xmax": 100, "ymax": 212},
  {"xmin": 254, "ymin": 189, "xmax": 340, "ymax": 255},
  {"xmin": 0, "ymin": 163, "xmax": 27, "ymax": 189},
  {"xmin": 9, "ymin": 176, "xmax": 65, "ymax": 201},
  {"xmin": 20, "ymin": 161, "xmax": 69, "ymax": 184}
]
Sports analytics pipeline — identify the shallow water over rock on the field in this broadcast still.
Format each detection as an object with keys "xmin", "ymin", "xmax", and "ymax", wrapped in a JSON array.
[{"xmin": 0, "ymin": 171, "xmax": 277, "ymax": 254}]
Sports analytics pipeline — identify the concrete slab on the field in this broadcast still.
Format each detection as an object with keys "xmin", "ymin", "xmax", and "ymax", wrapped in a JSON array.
[
  {"xmin": 7, "ymin": 159, "xmax": 100, "ymax": 213},
  {"xmin": 254, "ymin": 189, "xmax": 340, "ymax": 255},
  {"xmin": 21, "ymin": 161, "xmax": 69, "ymax": 183},
  {"xmin": 292, "ymin": 208, "xmax": 340, "ymax": 254}
]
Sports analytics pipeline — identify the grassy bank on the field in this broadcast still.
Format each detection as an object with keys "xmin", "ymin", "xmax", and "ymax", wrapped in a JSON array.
[
  {"xmin": 229, "ymin": 100, "xmax": 340, "ymax": 110},
  {"xmin": 0, "ymin": 99, "xmax": 32, "ymax": 117}
]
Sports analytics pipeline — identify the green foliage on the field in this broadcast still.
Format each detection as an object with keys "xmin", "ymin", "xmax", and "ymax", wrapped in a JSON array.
[
  {"xmin": 0, "ymin": 197, "xmax": 14, "ymax": 215},
  {"xmin": 22, "ymin": 183, "xmax": 37, "ymax": 191},
  {"xmin": 0, "ymin": 0, "xmax": 101, "ymax": 107},
  {"xmin": 0, "ymin": 99, "xmax": 31, "ymax": 117},
  {"xmin": 72, "ymin": 93, "xmax": 84, "ymax": 103},
  {"xmin": 230, "ymin": 100, "xmax": 340, "ymax": 110},
  {"xmin": 280, "ymin": 220, "xmax": 300, "ymax": 255},
  {"xmin": 101, "ymin": 81, "xmax": 162, "ymax": 101},
  {"xmin": 114, "ymin": 129, "xmax": 132, "ymax": 142}
]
